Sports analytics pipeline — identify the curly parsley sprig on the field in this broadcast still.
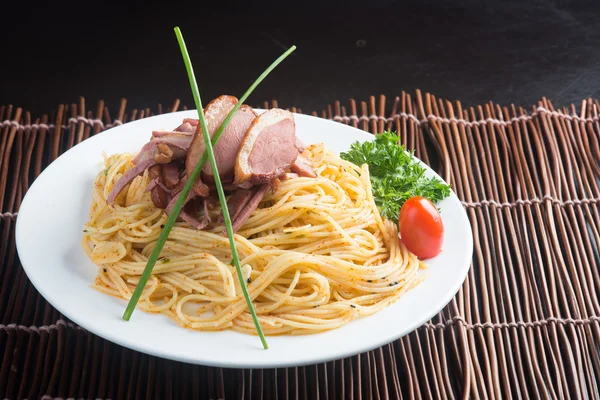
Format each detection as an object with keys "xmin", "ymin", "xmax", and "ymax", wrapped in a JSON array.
[{"xmin": 340, "ymin": 131, "xmax": 451, "ymax": 223}]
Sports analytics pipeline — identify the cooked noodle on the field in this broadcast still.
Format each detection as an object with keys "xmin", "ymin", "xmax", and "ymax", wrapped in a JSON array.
[{"xmin": 82, "ymin": 144, "xmax": 425, "ymax": 335}]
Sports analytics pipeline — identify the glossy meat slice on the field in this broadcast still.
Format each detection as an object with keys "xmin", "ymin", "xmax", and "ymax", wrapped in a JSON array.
[
  {"xmin": 231, "ymin": 184, "xmax": 270, "ymax": 232},
  {"xmin": 185, "ymin": 95, "xmax": 236, "ymax": 187},
  {"xmin": 201, "ymin": 104, "xmax": 257, "ymax": 184},
  {"xmin": 234, "ymin": 109, "xmax": 298, "ymax": 185}
]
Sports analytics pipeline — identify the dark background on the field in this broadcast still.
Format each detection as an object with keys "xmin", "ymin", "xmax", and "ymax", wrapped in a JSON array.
[{"xmin": 1, "ymin": 0, "xmax": 599, "ymax": 116}]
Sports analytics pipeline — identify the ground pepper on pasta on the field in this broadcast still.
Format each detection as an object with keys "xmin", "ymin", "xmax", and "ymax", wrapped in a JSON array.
[{"xmin": 82, "ymin": 143, "xmax": 425, "ymax": 335}]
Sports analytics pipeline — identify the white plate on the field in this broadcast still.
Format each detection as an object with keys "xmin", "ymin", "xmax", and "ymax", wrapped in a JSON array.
[{"xmin": 16, "ymin": 110, "xmax": 472, "ymax": 369}]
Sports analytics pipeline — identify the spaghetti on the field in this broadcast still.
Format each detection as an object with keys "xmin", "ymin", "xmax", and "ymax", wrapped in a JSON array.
[{"xmin": 82, "ymin": 144, "xmax": 424, "ymax": 335}]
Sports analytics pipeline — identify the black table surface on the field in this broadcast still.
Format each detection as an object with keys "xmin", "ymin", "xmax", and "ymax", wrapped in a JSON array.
[{"xmin": 1, "ymin": 0, "xmax": 599, "ymax": 116}]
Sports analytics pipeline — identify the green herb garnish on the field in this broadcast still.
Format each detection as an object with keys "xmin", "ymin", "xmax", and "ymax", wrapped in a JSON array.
[
  {"xmin": 340, "ymin": 131, "xmax": 450, "ymax": 223},
  {"xmin": 122, "ymin": 27, "xmax": 295, "ymax": 351}
]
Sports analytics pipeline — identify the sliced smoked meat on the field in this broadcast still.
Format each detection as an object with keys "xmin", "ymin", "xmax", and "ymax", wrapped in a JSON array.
[
  {"xmin": 219, "ymin": 188, "xmax": 254, "ymax": 224},
  {"xmin": 231, "ymin": 184, "xmax": 270, "ymax": 232},
  {"xmin": 202, "ymin": 104, "xmax": 257, "ymax": 184},
  {"xmin": 186, "ymin": 95, "xmax": 235, "ymax": 185},
  {"xmin": 186, "ymin": 96, "xmax": 257, "ymax": 188},
  {"xmin": 234, "ymin": 109, "xmax": 298, "ymax": 186},
  {"xmin": 106, "ymin": 132, "xmax": 192, "ymax": 204},
  {"xmin": 162, "ymin": 161, "xmax": 182, "ymax": 189},
  {"xmin": 147, "ymin": 165, "xmax": 169, "ymax": 209},
  {"xmin": 290, "ymin": 156, "xmax": 317, "ymax": 178}
]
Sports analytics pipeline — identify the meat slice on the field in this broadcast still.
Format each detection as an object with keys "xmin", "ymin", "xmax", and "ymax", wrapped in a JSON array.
[
  {"xmin": 234, "ymin": 109, "xmax": 298, "ymax": 186},
  {"xmin": 192, "ymin": 179, "xmax": 210, "ymax": 197},
  {"xmin": 231, "ymin": 184, "xmax": 270, "ymax": 232},
  {"xmin": 218, "ymin": 188, "xmax": 254, "ymax": 224},
  {"xmin": 181, "ymin": 198, "xmax": 210, "ymax": 230},
  {"xmin": 290, "ymin": 156, "xmax": 317, "ymax": 178},
  {"xmin": 166, "ymin": 185, "xmax": 196, "ymax": 215},
  {"xmin": 152, "ymin": 130, "xmax": 193, "ymax": 138},
  {"xmin": 183, "ymin": 118, "xmax": 199, "ymax": 126},
  {"xmin": 186, "ymin": 96, "xmax": 257, "ymax": 188},
  {"xmin": 170, "ymin": 174, "xmax": 187, "ymax": 194},
  {"xmin": 175, "ymin": 118, "xmax": 198, "ymax": 133},
  {"xmin": 106, "ymin": 134, "xmax": 191, "ymax": 204},
  {"xmin": 165, "ymin": 185, "xmax": 207, "ymax": 229},
  {"xmin": 161, "ymin": 161, "xmax": 181, "ymax": 189},
  {"xmin": 186, "ymin": 95, "xmax": 236, "ymax": 185},
  {"xmin": 153, "ymin": 133, "xmax": 193, "ymax": 158},
  {"xmin": 180, "ymin": 203, "xmax": 209, "ymax": 230},
  {"xmin": 167, "ymin": 173, "xmax": 209, "ymax": 198},
  {"xmin": 145, "ymin": 178, "xmax": 171, "ymax": 194},
  {"xmin": 147, "ymin": 165, "xmax": 169, "ymax": 209},
  {"xmin": 202, "ymin": 104, "xmax": 257, "ymax": 184},
  {"xmin": 106, "ymin": 142, "xmax": 158, "ymax": 204},
  {"xmin": 222, "ymin": 182, "xmax": 238, "ymax": 191},
  {"xmin": 153, "ymin": 117, "xmax": 197, "ymax": 137}
]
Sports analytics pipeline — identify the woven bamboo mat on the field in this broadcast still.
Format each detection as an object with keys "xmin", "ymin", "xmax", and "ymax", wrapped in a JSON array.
[{"xmin": 1, "ymin": 91, "xmax": 600, "ymax": 399}]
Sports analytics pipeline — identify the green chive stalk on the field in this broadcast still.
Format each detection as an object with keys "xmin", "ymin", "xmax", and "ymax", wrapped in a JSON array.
[{"xmin": 122, "ymin": 27, "xmax": 296, "ymax": 350}]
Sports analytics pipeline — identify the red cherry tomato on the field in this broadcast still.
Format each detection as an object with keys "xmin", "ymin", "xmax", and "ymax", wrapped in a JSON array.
[{"xmin": 399, "ymin": 197, "xmax": 444, "ymax": 260}]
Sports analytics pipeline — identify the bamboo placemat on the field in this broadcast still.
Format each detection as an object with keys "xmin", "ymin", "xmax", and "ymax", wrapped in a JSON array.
[{"xmin": 1, "ymin": 91, "xmax": 600, "ymax": 399}]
